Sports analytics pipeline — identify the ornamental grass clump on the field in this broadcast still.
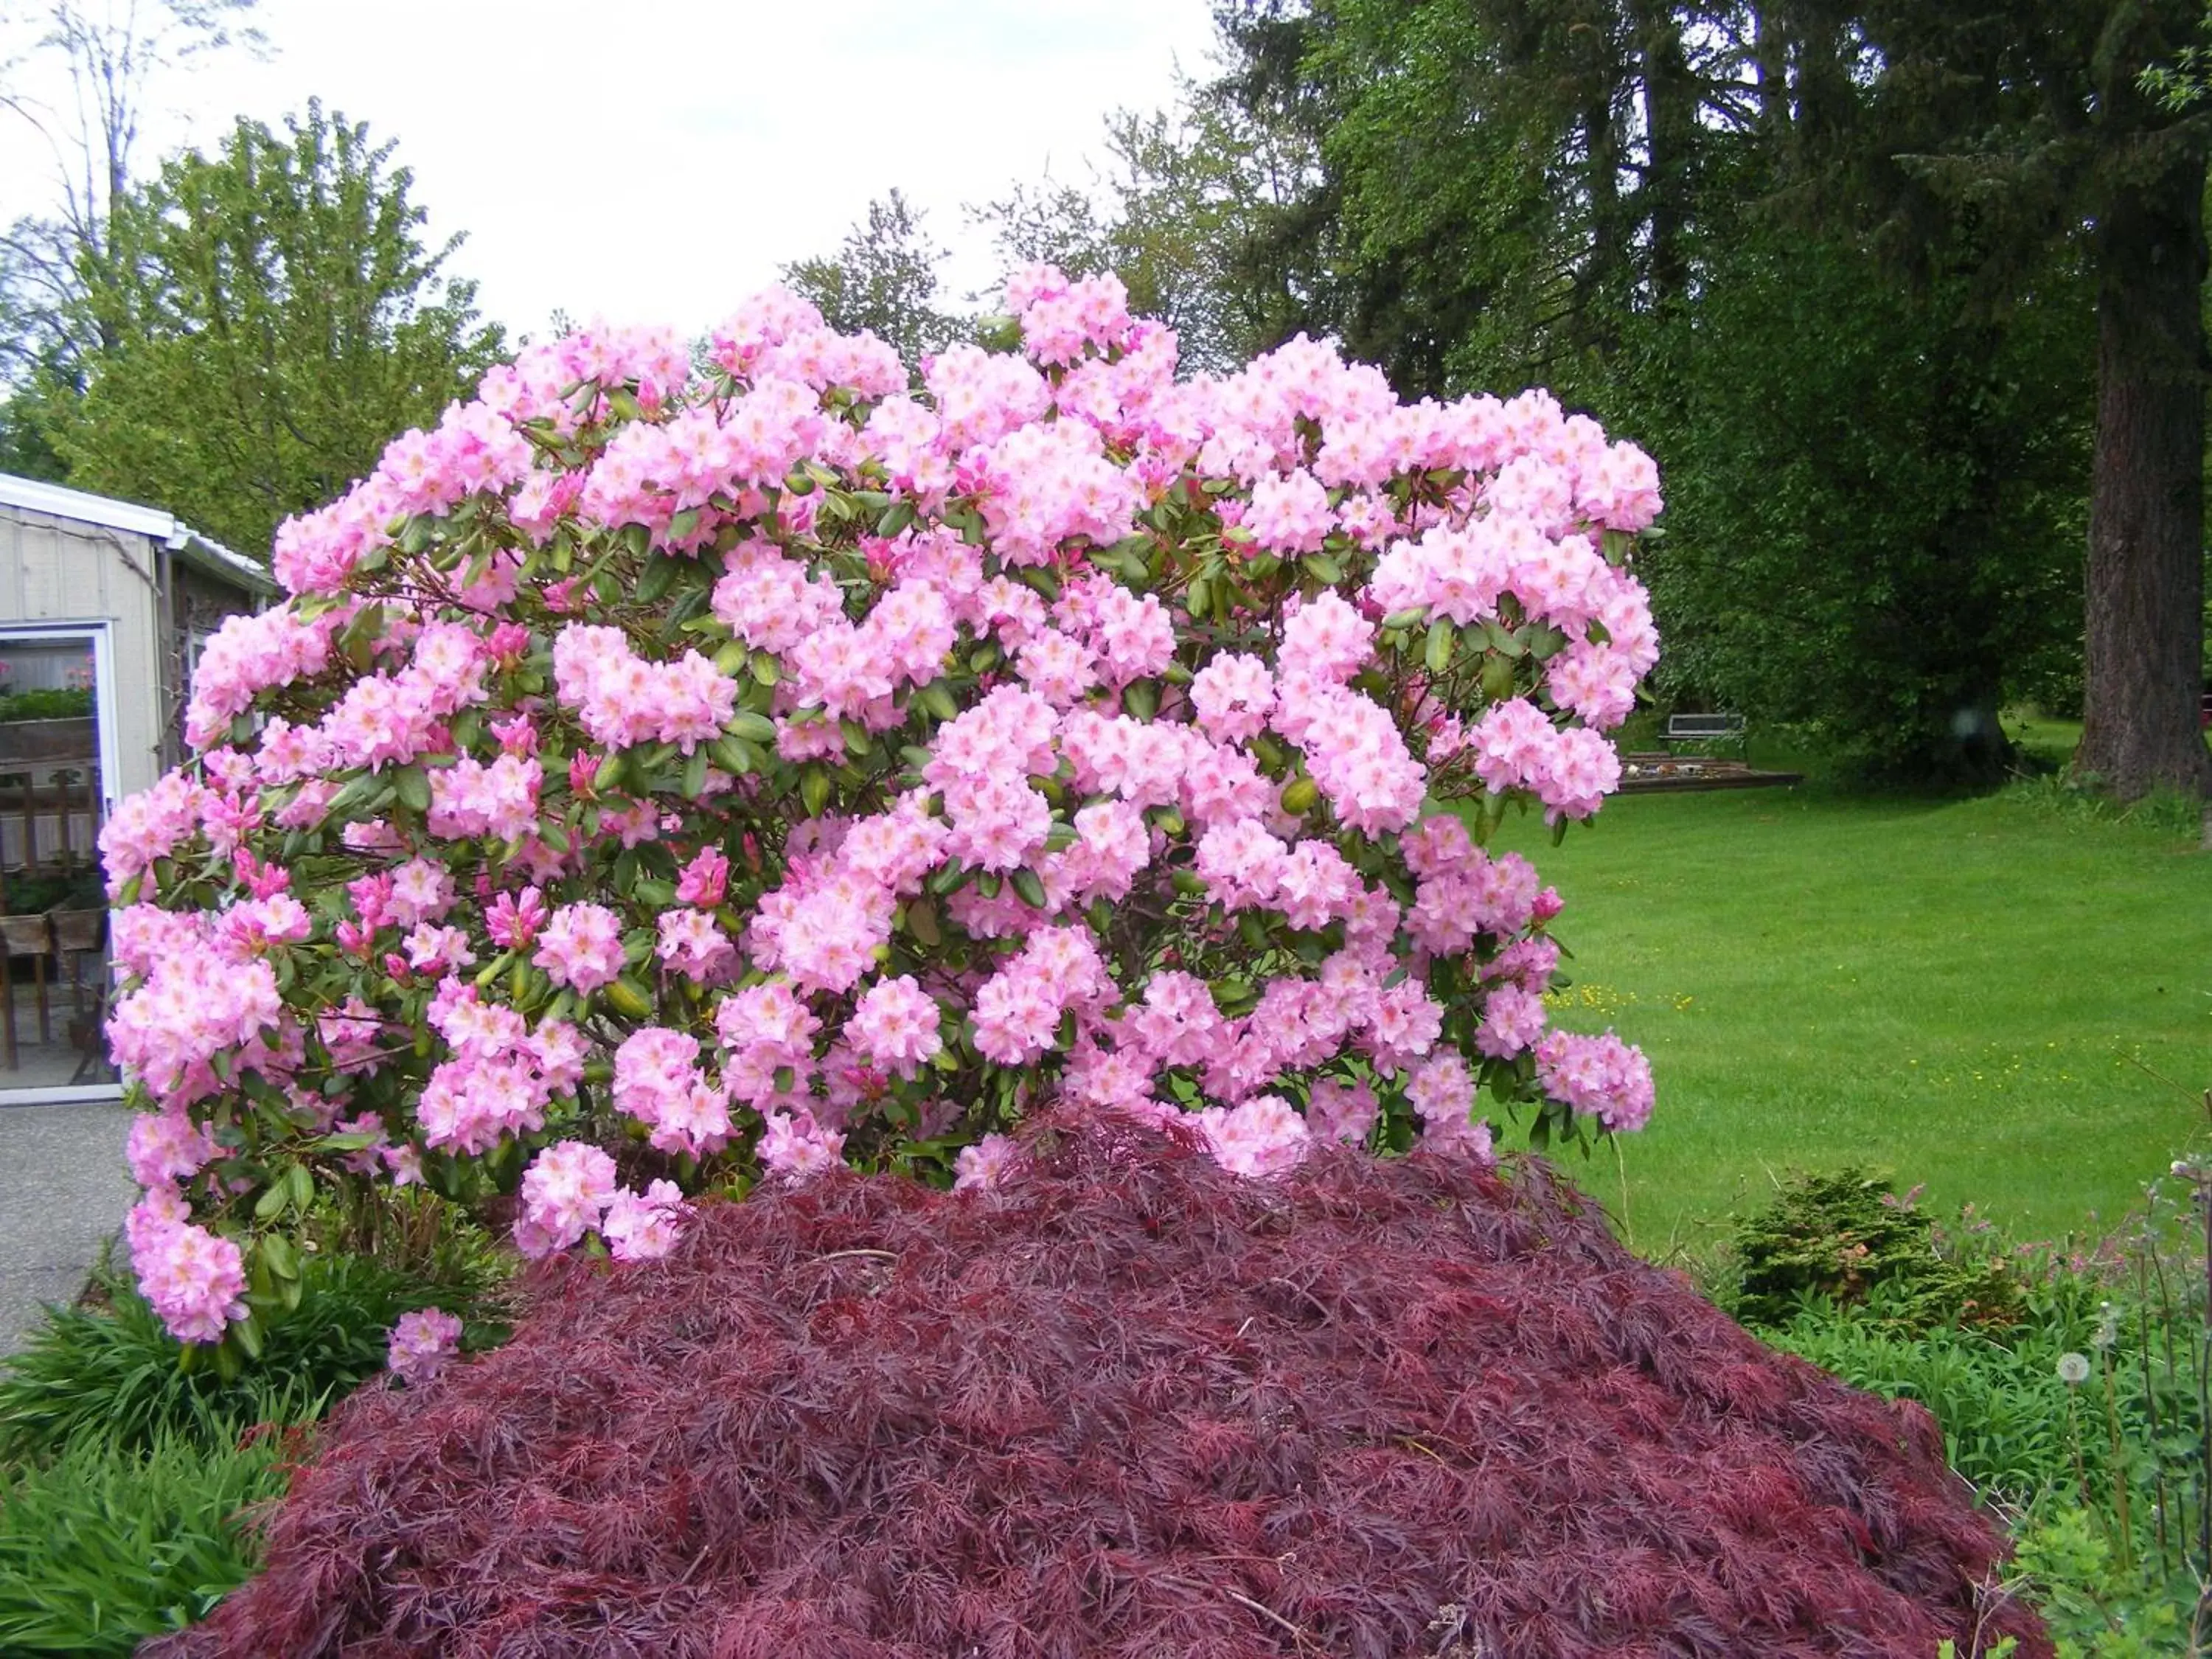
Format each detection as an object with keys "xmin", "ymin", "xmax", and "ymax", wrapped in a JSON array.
[
  {"xmin": 100, "ymin": 262, "xmax": 1669, "ymax": 1358},
  {"xmin": 144, "ymin": 1118, "xmax": 2050, "ymax": 1658}
]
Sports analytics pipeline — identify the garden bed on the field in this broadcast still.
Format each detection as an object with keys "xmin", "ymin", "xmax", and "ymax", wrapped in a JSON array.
[{"xmin": 1620, "ymin": 752, "xmax": 1804, "ymax": 792}]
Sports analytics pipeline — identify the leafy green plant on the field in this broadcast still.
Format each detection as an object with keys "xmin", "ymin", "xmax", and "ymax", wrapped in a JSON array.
[
  {"xmin": 1999, "ymin": 772, "xmax": 2207, "ymax": 839},
  {"xmin": 1726, "ymin": 1167, "xmax": 2025, "ymax": 1332},
  {"xmin": 0, "ymin": 1250, "xmax": 451, "ymax": 1461},
  {"xmin": 2014, "ymin": 1502, "xmax": 2199, "ymax": 1658},
  {"xmin": 1763, "ymin": 1310, "xmax": 2074, "ymax": 1503},
  {"xmin": 0, "ymin": 687, "xmax": 94, "ymax": 723},
  {"xmin": 0, "ymin": 1428, "xmax": 287, "ymax": 1655},
  {"xmin": 1741, "ymin": 1135, "xmax": 2212, "ymax": 1652},
  {"xmin": 1, "ymin": 857, "xmax": 107, "ymax": 915}
]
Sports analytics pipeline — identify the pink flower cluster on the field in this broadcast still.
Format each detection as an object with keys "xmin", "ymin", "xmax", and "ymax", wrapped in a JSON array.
[
  {"xmin": 1197, "ymin": 1095, "xmax": 1312, "ymax": 1178},
  {"xmin": 126, "ymin": 1188, "xmax": 247, "ymax": 1346},
  {"xmin": 108, "ymin": 262, "xmax": 1666, "ymax": 1345},
  {"xmin": 106, "ymin": 912, "xmax": 283, "ymax": 1107},
  {"xmin": 513, "ymin": 1140, "xmax": 690, "ymax": 1261},
  {"xmin": 552, "ymin": 625, "xmax": 737, "ymax": 753},
  {"xmin": 386, "ymin": 1307, "xmax": 465, "ymax": 1385},
  {"xmin": 414, "ymin": 984, "xmax": 584, "ymax": 1155},
  {"xmin": 1534, "ymin": 1031, "xmax": 1658, "ymax": 1133},
  {"xmin": 1470, "ymin": 699, "xmax": 1624, "ymax": 823}
]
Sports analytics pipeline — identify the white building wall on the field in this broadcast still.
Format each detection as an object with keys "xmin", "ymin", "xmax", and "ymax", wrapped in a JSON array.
[{"xmin": 0, "ymin": 504, "xmax": 164, "ymax": 805}]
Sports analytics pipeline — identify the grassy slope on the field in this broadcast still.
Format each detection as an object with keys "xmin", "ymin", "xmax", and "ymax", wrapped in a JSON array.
[{"xmin": 1486, "ymin": 784, "xmax": 2208, "ymax": 1253}]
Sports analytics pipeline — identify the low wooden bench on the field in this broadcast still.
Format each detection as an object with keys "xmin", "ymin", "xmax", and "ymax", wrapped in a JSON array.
[{"xmin": 1663, "ymin": 712, "xmax": 1747, "ymax": 757}]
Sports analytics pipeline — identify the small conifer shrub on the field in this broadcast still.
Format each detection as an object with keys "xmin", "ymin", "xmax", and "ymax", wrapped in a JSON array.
[{"xmin": 147, "ymin": 1117, "xmax": 2050, "ymax": 1658}]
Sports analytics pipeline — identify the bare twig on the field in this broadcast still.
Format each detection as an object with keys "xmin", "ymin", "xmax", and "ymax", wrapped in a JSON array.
[
  {"xmin": 1222, "ymin": 1587, "xmax": 1317, "ymax": 1646},
  {"xmin": 1155, "ymin": 1572, "xmax": 1332, "ymax": 1654}
]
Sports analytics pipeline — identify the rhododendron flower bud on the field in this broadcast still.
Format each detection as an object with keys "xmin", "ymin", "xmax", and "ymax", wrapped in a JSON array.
[
  {"xmin": 485, "ymin": 885, "xmax": 549, "ymax": 949},
  {"xmin": 676, "ymin": 846, "xmax": 731, "ymax": 908}
]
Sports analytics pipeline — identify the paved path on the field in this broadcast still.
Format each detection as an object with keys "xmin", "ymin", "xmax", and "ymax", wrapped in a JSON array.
[{"xmin": 0, "ymin": 1099, "xmax": 136, "ymax": 1356}]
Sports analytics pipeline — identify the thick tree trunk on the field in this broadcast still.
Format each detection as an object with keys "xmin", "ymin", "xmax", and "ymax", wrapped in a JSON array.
[
  {"xmin": 1635, "ymin": 0, "xmax": 1693, "ymax": 307},
  {"xmin": 2079, "ymin": 136, "xmax": 2212, "ymax": 801}
]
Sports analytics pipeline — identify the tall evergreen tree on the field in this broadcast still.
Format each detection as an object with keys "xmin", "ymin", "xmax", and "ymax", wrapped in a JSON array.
[
  {"xmin": 1832, "ymin": 0, "xmax": 2211, "ymax": 797},
  {"xmin": 1209, "ymin": 0, "xmax": 2201, "ymax": 790}
]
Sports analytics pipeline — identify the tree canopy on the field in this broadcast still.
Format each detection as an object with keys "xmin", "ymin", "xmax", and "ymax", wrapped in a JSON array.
[
  {"xmin": 47, "ymin": 102, "xmax": 504, "ymax": 556},
  {"xmin": 1191, "ymin": 0, "xmax": 2203, "ymax": 793},
  {"xmin": 778, "ymin": 190, "xmax": 964, "ymax": 375}
]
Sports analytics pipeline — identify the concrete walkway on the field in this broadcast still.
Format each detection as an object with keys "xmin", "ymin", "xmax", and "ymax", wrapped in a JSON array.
[{"xmin": 0, "ymin": 1099, "xmax": 136, "ymax": 1356}]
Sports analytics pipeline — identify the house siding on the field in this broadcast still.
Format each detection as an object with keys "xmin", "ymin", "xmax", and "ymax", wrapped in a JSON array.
[{"xmin": 0, "ymin": 505, "xmax": 164, "ymax": 804}]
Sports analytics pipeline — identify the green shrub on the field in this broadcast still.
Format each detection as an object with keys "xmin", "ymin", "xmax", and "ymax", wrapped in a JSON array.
[
  {"xmin": 2013, "ymin": 1502, "xmax": 2203, "ymax": 1658},
  {"xmin": 1764, "ymin": 1301, "xmax": 2076, "ymax": 1503},
  {"xmin": 1612, "ymin": 706, "xmax": 1666, "ymax": 753},
  {"xmin": 1726, "ymin": 1167, "xmax": 2025, "ymax": 1332},
  {"xmin": 0, "ymin": 1429, "xmax": 286, "ymax": 1655},
  {"xmin": 1, "ymin": 856, "xmax": 105, "ymax": 914},
  {"xmin": 1743, "ymin": 1155, "xmax": 2212, "ymax": 1652},
  {"xmin": 0, "ymin": 1251, "xmax": 445, "ymax": 1461},
  {"xmin": 0, "ymin": 687, "xmax": 94, "ymax": 723},
  {"xmin": 1999, "ymin": 772, "xmax": 2206, "ymax": 839}
]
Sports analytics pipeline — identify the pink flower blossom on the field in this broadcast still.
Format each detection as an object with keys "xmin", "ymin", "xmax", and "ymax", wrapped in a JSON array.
[
  {"xmin": 1197, "ymin": 1094, "xmax": 1311, "ymax": 1178},
  {"xmin": 535, "ymin": 902, "xmax": 626, "ymax": 993},
  {"xmin": 602, "ymin": 1179, "xmax": 690, "ymax": 1261},
  {"xmin": 757, "ymin": 1110, "xmax": 846, "ymax": 1181},
  {"xmin": 1535, "ymin": 1030, "xmax": 1655, "ymax": 1133},
  {"xmin": 108, "ymin": 260, "xmax": 1667, "ymax": 1270},
  {"xmin": 135, "ymin": 1220, "xmax": 248, "ymax": 1345},
  {"xmin": 387, "ymin": 1307, "xmax": 465, "ymax": 1385},
  {"xmin": 953, "ymin": 1133, "xmax": 1023, "ymax": 1192},
  {"xmin": 849, "ymin": 975, "xmax": 944, "ymax": 1077},
  {"xmin": 515, "ymin": 1141, "xmax": 619, "ymax": 1259}
]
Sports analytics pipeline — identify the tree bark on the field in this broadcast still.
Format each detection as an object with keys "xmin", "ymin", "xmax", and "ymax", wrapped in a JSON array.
[
  {"xmin": 1634, "ymin": 0, "xmax": 1693, "ymax": 308},
  {"xmin": 2079, "ymin": 132, "xmax": 2212, "ymax": 801}
]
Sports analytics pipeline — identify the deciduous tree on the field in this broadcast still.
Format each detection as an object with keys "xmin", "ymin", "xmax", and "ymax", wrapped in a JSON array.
[
  {"xmin": 50, "ymin": 101, "xmax": 504, "ymax": 555},
  {"xmin": 779, "ymin": 189, "xmax": 964, "ymax": 375}
]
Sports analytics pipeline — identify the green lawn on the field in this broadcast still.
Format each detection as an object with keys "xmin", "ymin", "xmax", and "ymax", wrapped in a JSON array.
[{"xmin": 1485, "ymin": 783, "xmax": 2208, "ymax": 1253}]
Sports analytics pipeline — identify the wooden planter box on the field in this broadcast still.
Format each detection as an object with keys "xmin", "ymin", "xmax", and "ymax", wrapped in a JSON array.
[
  {"xmin": 0, "ymin": 717, "xmax": 94, "ymax": 768},
  {"xmin": 0, "ymin": 914, "xmax": 47, "ymax": 956},
  {"xmin": 48, "ymin": 908, "xmax": 100, "ymax": 954}
]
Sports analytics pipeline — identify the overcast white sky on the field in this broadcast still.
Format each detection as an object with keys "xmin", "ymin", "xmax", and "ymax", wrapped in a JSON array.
[{"xmin": 1, "ymin": 0, "xmax": 1222, "ymax": 339}]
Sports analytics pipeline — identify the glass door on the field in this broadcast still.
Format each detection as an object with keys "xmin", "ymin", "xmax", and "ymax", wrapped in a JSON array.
[{"xmin": 0, "ymin": 626, "xmax": 119, "ymax": 1098}]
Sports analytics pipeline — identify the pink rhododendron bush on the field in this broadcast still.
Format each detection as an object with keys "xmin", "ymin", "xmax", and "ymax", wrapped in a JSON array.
[{"xmin": 105, "ymin": 264, "xmax": 1665, "ymax": 1354}]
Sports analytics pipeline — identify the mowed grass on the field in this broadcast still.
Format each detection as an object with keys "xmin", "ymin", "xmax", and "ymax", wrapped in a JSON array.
[{"xmin": 1484, "ymin": 784, "xmax": 2209, "ymax": 1253}]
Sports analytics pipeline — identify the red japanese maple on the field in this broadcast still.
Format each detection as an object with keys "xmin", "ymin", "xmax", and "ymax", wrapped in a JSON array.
[{"xmin": 148, "ymin": 1117, "xmax": 2048, "ymax": 1658}]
